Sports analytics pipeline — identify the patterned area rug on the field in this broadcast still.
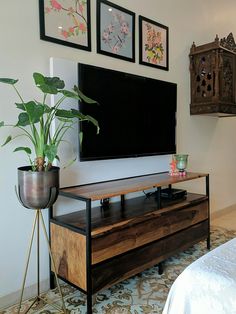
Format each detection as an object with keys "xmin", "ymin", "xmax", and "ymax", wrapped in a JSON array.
[{"xmin": 2, "ymin": 227, "xmax": 236, "ymax": 314}]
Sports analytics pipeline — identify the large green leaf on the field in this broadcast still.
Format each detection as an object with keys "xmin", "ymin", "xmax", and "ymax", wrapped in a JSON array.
[
  {"xmin": 14, "ymin": 147, "xmax": 32, "ymax": 154},
  {"xmin": 55, "ymin": 109, "xmax": 75, "ymax": 119},
  {"xmin": 1, "ymin": 135, "xmax": 12, "ymax": 146},
  {"xmin": 73, "ymin": 86, "xmax": 97, "ymax": 104},
  {"xmin": 85, "ymin": 114, "xmax": 100, "ymax": 133},
  {"xmin": 44, "ymin": 144, "xmax": 57, "ymax": 162},
  {"xmin": 33, "ymin": 72, "xmax": 45, "ymax": 86},
  {"xmin": 35, "ymin": 101, "xmax": 52, "ymax": 113},
  {"xmin": 0, "ymin": 78, "xmax": 18, "ymax": 85},
  {"xmin": 33, "ymin": 72, "xmax": 65, "ymax": 94},
  {"xmin": 15, "ymin": 103, "xmax": 25, "ymax": 111},
  {"xmin": 17, "ymin": 112, "xmax": 30, "ymax": 126},
  {"xmin": 44, "ymin": 104, "xmax": 52, "ymax": 113},
  {"xmin": 57, "ymin": 117, "xmax": 72, "ymax": 123},
  {"xmin": 71, "ymin": 109, "xmax": 99, "ymax": 133},
  {"xmin": 25, "ymin": 101, "xmax": 44, "ymax": 123},
  {"xmin": 59, "ymin": 89, "xmax": 79, "ymax": 99},
  {"xmin": 70, "ymin": 109, "xmax": 87, "ymax": 119},
  {"xmin": 79, "ymin": 131, "xmax": 83, "ymax": 145},
  {"xmin": 16, "ymin": 101, "xmax": 44, "ymax": 126},
  {"xmin": 45, "ymin": 76, "xmax": 65, "ymax": 89}
]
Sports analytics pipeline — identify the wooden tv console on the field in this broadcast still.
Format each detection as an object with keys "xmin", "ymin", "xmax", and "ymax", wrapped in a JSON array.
[{"xmin": 50, "ymin": 172, "xmax": 210, "ymax": 313}]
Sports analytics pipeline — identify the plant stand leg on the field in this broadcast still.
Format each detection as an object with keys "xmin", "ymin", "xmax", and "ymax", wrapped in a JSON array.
[
  {"xmin": 18, "ymin": 211, "xmax": 38, "ymax": 314},
  {"xmin": 39, "ymin": 210, "xmax": 67, "ymax": 313},
  {"xmin": 17, "ymin": 210, "xmax": 68, "ymax": 313}
]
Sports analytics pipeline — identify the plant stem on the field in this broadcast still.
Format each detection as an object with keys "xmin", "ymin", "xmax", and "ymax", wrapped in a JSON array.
[{"xmin": 13, "ymin": 85, "xmax": 24, "ymax": 103}]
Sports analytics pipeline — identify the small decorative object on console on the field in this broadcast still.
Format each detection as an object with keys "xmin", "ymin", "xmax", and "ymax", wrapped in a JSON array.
[
  {"xmin": 174, "ymin": 154, "xmax": 189, "ymax": 176},
  {"xmin": 169, "ymin": 155, "xmax": 178, "ymax": 176}
]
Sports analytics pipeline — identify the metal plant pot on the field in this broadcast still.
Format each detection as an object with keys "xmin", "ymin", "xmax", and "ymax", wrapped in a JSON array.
[{"xmin": 17, "ymin": 166, "xmax": 60, "ymax": 209}]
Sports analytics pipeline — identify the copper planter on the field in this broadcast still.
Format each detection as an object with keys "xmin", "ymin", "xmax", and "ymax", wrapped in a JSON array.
[{"xmin": 17, "ymin": 166, "xmax": 60, "ymax": 209}]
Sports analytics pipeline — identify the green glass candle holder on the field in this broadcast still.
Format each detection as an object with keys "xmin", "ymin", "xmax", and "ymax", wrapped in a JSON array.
[{"xmin": 174, "ymin": 154, "xmax": 189, "ymax": 174}]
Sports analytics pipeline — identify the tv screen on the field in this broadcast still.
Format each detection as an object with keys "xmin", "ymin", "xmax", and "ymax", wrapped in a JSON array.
[{"xmin": 78, "ymin": 63, "xmax": 177, "ymax": 161}]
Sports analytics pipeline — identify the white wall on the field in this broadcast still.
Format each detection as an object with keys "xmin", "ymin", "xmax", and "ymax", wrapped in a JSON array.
[{"xmin": 1, "ymin": 0, "xmax": 236, "ymax": 306}]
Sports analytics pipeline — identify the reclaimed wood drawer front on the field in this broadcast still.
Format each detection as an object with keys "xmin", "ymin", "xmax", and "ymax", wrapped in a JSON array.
[
  {"xmin": 92, "ymin": 200, "xmax": 208, "ymax": 264},
  {"xmin": 50, "ymin": 223, "xmax": 87, "ymax": 291},
  {"xmin": 92, "ymin": 221, "xmax": 209, "ymax": 292}
]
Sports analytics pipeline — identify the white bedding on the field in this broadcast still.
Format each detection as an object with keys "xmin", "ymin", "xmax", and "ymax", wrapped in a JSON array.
[{"xmin": 162, "ymin": 237, "xmax": 236, "ymax": 314}]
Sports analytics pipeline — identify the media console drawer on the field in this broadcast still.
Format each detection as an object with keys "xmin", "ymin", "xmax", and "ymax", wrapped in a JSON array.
[
  {"xmin": 50, "ymin": 198, "xmax": 208, "ymax": 291},
  {"xmin": 92, "ymin": 221, "xmax": 209, "ymax": 292},
  {"xmin": 51, "ymin": 218, "xmax": 209, "ymax": 293},
  {"xmin": 92, "ymin": 200, "xmax": 208, "ymax": 264}
]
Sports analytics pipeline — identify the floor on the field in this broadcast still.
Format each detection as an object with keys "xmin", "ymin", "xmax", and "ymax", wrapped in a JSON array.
[{"xmin": 211, "ymin": 207, "xmax": 236, "ymax": 231}]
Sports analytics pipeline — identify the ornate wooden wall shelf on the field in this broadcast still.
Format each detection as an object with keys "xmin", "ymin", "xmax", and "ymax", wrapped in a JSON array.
[{"xmin": 189, "ymin": 33, "xmax": 236, "ymax": 116}]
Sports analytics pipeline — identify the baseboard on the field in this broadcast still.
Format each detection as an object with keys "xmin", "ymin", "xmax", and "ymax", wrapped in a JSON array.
[
  {"xmin": 0, "ymin": 279, "xmax": 49, "ymax": 310},
  {"xmin": 211, "ymin": 204, "xmax": 236, "ymax": 220}
]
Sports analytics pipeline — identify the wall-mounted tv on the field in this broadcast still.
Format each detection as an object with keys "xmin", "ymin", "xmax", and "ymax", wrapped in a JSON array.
[{"xmin": 78, "ymin": 63, "xmax": 177, "ymax": 161}]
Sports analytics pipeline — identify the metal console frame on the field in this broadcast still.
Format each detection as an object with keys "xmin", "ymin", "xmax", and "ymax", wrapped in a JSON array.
[
  {"xmin": 49, "ymin": 191, "xmax": 93, "ymax": 313},
  {"xmin": 49, "ymin": 173, "xmax": 210, "ymax": 314}
]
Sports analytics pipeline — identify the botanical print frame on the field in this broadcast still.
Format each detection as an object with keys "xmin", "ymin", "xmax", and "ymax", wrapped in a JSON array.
[
  {"xmin": 97, "ymin": 0, "xmax": 135, "ymax": 62},
  {"xmin": 39, "ymin": 0, "xmax": 91, "ymax": 51},
  {"xmin": 139, "ymin": 16, "xmax": 169, "ymax": 71}
]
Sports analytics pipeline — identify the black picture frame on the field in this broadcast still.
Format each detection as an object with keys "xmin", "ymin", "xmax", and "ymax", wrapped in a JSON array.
[
  {"xmin": 139, "ymin": 15, "xmax": 169, "ymax": 71},
  {"xmin": 39, "ymin": 0, "xmax": 91, "ymax": 51},
  {"xmin": 97, "ymin": 0, "xmax": 135, "ymax": 62}
]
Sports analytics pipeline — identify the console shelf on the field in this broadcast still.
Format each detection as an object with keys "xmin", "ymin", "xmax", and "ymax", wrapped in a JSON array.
[{"xmin": 50, "ymin": 171, "xmax": 210, "ymax": 314}]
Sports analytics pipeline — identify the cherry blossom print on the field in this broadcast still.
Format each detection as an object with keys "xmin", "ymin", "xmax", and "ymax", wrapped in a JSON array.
[
  {"xmin": 120, "ymin": 22, "xmax": 129, "ymax": 35},
  {"xmin": 144, "ymin": 22, "xmax": 164, "ymax": 64},
  {"xmin": 50, "ymin": 0, "xmax": 62, "ymax": 11},
  {"xmin": 101, "ymin": 8, "xmax": 131, "ymax": 55},
  {"xmin": 45, "ymin": 0, "xmax": 88, "ymax": 41}
]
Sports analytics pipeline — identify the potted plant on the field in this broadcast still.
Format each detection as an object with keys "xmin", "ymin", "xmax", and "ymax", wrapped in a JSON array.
[{"xmin": 0, "ymin": 72, "xmax": 99, "ymax": 208}]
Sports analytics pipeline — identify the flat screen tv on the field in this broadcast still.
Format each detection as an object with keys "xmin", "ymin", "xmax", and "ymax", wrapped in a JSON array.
[{"xmin": 78, "ymin": 63, "xmax": 177, "ymax": 161}]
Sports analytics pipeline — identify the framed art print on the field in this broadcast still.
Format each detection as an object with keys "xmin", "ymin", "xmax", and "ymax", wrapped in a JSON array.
[
  {"xmin": 39, "ymin": 0, "xmax": 91, "ymax": 51},
  {"xmin": 97, "ymin": 0, "xmax": 135, "ymax": 62},
  {"xmin": 139, "ymin": 15, "xmax": 169, "ymax": 70}
]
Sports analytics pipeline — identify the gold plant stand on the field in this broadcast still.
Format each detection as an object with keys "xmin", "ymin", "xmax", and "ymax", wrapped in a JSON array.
[{"xmin": 18, "ymin": 209, "xmax": 67, "ymax": 314}]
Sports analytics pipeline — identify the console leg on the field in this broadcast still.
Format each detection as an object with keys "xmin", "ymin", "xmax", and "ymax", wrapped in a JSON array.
[
  {"xmin": 50, "ymin": 271, "xmax": 56, "ymax": 289},
  {"xmin": 87, "ymin": 293, "xmax": 93, "ymax": 314},
  {"xmin": 207, "ymin": 235, "xmax": 211, "ymax": 250},
  {"xmin": 158, "ymin": 262, "xmax": 164, "ymax": 275}
]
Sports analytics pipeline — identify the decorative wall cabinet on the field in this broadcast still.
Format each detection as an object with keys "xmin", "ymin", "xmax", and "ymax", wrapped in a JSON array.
[{"xmin": 189, "ymin": 33, "xmax": 236, "ymax": 116}]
